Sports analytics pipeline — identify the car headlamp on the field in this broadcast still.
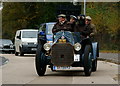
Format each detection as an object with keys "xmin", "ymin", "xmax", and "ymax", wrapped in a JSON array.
[
  {"xmin": 10, "ymin": 45, "xmax": 13, "ymax": 48},
  {"xmin": 74, "ymin": 43, "xmax": 81, "ymax": 51},
  {"xmin": 34, "ymin": 42, "xmax": 37, "ymax": 45},
  {"xmin": 43, "ymin": 43, "xmax": 51, "ymax": 51}
]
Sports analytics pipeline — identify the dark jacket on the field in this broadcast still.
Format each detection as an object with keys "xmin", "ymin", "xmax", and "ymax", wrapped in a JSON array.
[
  {"xmin": 67, "ymin": 22, "xmax": 76, "ymax": 32},
  {"xmin": 73, "ymin": 19, "xmax": 86, "ymax": 32},
  {"xmin": 52, "ymin": 21, "xmax": 72, "ymax": 34},
  {"xmin": 82, "ymin": 23, "xmax": 96, "ymax": 37},
  {"xmin": 74, "ymin": 24, "xmax": 85, "ymax": 32}
]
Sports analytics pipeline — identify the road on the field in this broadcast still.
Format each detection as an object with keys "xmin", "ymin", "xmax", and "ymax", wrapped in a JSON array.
[
  {"xmin": 0, "ymin": 54, "xmax": 119, "ymax": 85},
  {"xmin": 99, "ymin": 53, "xmax": 119, "ymax": 64}
]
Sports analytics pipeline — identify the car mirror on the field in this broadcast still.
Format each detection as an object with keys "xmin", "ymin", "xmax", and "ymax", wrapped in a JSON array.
[
  {"xmin": 17, "ymin": 36, "xmax": 21, "ymax": 39},
  {"xmin": 39, "ymin": 31, "xmax": 45, "ymax": 36}
]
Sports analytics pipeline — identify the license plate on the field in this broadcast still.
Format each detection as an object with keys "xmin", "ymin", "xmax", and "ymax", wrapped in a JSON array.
[
  {"xmin": 31, "ymin": 48, "xmax": 37, "ymax": 51},
  {"xmin": 53, "ymin": 66, "xmax": 71, "ymax": 70},
  {"xmin": 74, "ymin": 54, "xmax": 80, "ymax": 61}
]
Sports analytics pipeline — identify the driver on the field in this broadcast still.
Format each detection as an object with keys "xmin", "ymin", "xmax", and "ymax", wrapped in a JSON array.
[{"xmin": 52, "ymin": 14, "xmax": 72, "ymax": 34}]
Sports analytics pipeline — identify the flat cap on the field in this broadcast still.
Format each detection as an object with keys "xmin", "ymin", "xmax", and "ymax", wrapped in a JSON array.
[
  {"xmin": 86, "ymin": 16, "xmax": 92, "ymax": 20},
  {"xmin": 58, "ymin": 14, "xmax": 66, "ymax": 18},
  {"xmin": 70, "ymin": 15, "xmax": 77, "ymax": 20}
]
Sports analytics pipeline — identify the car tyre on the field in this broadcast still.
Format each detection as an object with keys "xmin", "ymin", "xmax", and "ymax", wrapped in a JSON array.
[
  {"xmin": 19, "ymin": 47, "xmax": 24, "ymax": 56},
  {"xmin": 15, "ymin": 51, "xmax": 19, "ymax": 56},
  {"xmin": 15, "ymin": 48, "xmax": 18, "ymax": 56},
  {"xmin": 92, "ymin": 58, "xmax": 97, "ymax": 72},
  {"xmin": 35, "ymin": 45, "xmax": 46, "ymax": 76},
  {"xmin": 84, "ymin": 45, "xmax": 92, "ymax": 76},
  {"xmin": 50, "ymin": 64, "xmax": 56, "ymax": 72}
]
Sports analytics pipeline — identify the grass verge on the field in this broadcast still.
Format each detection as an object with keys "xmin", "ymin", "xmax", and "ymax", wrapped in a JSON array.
[{"xmin": 100, "ymin": 50, "xmax": 120, "ymax": 53}]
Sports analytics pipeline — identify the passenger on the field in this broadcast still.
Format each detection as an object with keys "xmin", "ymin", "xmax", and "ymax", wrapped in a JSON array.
[
  {"xmin": 82, "ymin": 16, "xmax": 97, "ymax": 37},
  {"xmin": 52, "ymin": 14, "xmax": 72, "ymax": 34},
  {"xmin": 68, "ymin": 15, "xmax": 77, "ymax": 32},
  {"xmin": 74, "ymin": 14, "xmax": 86, "ymax": 32},
  {"xmin": 80, "ymin": 16, "xmax": 95, "ymax": 54},
  {"xmin": 77, "ymin": 14, "xmax": 86, "ymax": 26}
]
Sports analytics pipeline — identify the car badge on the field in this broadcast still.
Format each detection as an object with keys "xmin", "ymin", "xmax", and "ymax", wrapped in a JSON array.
[{"xmin": 61, "ymin": 36, "xmax": 65, "ymax": 39}]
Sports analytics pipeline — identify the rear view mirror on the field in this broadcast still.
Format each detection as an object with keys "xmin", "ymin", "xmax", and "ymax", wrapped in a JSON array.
[
  {"xmin": 39, "ymin": 31, "xmax": 45, "ymax": 36},
  {"xmin": 16, "ymin": 36, "xmax": 21, "ymax": 39}
]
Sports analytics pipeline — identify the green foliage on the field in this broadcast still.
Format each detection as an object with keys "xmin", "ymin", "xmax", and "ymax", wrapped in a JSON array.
[
  {"xmin": 2, "ymin": 2, "xmax": 57, "ymax": 40},
  {"xmin": 86, "ymin": 2, "xmax": 119, "ymax": 50}
]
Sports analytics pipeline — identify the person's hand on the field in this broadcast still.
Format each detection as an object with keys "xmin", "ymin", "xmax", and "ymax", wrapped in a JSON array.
[
  {"xmin": 90, "ymin": 33, "xmax": 94, "ymax": 37},
  {"xmin": 87, "ymin": 36, "xmax": 89, "ymax": 38}
]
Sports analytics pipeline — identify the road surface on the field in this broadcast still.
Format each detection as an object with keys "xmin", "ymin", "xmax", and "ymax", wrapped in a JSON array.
[{"xmin": 0, "ymin": 54, "xmax": 119, "ymax": 85}]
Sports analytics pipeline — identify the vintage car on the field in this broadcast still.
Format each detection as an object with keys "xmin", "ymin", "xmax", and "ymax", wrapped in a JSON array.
[{"xmin": 35, "ymin": 22, "xmax": 99, "ymax": 76}]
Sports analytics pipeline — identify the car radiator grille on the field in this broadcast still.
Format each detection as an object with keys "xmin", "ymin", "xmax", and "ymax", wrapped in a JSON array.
[
  {"xmin": 3, "ymin": 46, "xmax": 10, "ymax": 49},
  {"xmin": 28, "ymin": 43, "xmax": 34, "ymax": 45},
  {"xmin": 51, "ymin": 43, "xmax": 74, "ymax": 66}
]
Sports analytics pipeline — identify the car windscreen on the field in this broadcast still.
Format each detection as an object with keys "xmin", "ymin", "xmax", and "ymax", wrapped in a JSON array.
[
  {"xmin": 46, "ymin": 24, "xmax": 54, "ymax": 35},
  {"xmin": 0, "ymin": 39, "xmax": 13, "ymax": 45},
  {"xmin": 22, "ymin": 31, "xmax": 38, "ymax": 38},
  {"xmin": 54, "ymin": 31, "xmax": 74, "ymax": 44}
]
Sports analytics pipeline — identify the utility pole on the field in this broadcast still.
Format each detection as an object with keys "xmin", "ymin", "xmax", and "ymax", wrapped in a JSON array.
[
  {"xmin": 84, "ymin": 0, "xmax": 86, "ymax": 15},
  {"xmin": 0, "ymin": 1, "xmax": 3, "ymax": 11},
  {"xmin": 73, "ymin": 0, "xmax": 86, "ymax": 15}
]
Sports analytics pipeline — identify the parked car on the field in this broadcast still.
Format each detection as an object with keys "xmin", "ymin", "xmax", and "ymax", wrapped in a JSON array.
[
  {"xmin": 14, "ymin": 29, "xmax": 38, "ymax": 56},
  {"xmin": 0, "ymin": 39, "xmax": 15, "ymax": 53},
  {"xmin": 35, "ymin": 22, "xmax": 99, "ymax": 76}
]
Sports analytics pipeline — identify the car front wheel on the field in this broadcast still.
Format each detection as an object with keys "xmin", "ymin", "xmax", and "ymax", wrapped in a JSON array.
[
  {"xmin": 15, "ymin": 51, "xmax": 19, "ymax": 56},
  {"xmin": 19, "ymin": 47, "xmax": 24, "ymax": 56},
  {"xmin": 35, "ymin": 45, "xmax": 47, "ymax": 76},
  {"xmin": 92, "ymin": 58, "xmax": 97, "ymax": 72},
  {"xmin": 83, "ymin": 45, "xmax": 92, "ymax": 76},
  {"xmin": 15, "ymin": 48, "xmax": 18, "ymax": 56}
]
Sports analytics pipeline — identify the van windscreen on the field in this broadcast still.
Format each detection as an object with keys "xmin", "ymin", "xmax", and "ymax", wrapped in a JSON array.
[{"xmin": 22, "ymin": 31, "xmax": 38, "ymax": 38}]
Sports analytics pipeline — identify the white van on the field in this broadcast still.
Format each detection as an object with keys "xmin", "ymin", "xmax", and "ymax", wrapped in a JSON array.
[{"xmin": 14, "ymin": 29, "xmax": 38, "ymax": 56}]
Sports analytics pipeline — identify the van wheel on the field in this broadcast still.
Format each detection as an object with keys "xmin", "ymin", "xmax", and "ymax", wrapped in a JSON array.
[
  {"xmin": 15, "ymin": 51, "xmax": 18, "ymax": 56},
  {"xmin": 19, "ymin": 47, "xmax": 24, "ymax": 56},
  {"xmin": 15, "ymin": 48, "xmax": 18, "ymax": 56},
  {"xmin": 20, "ymin": 51, "xmax": 24, "ymax": 56}
]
